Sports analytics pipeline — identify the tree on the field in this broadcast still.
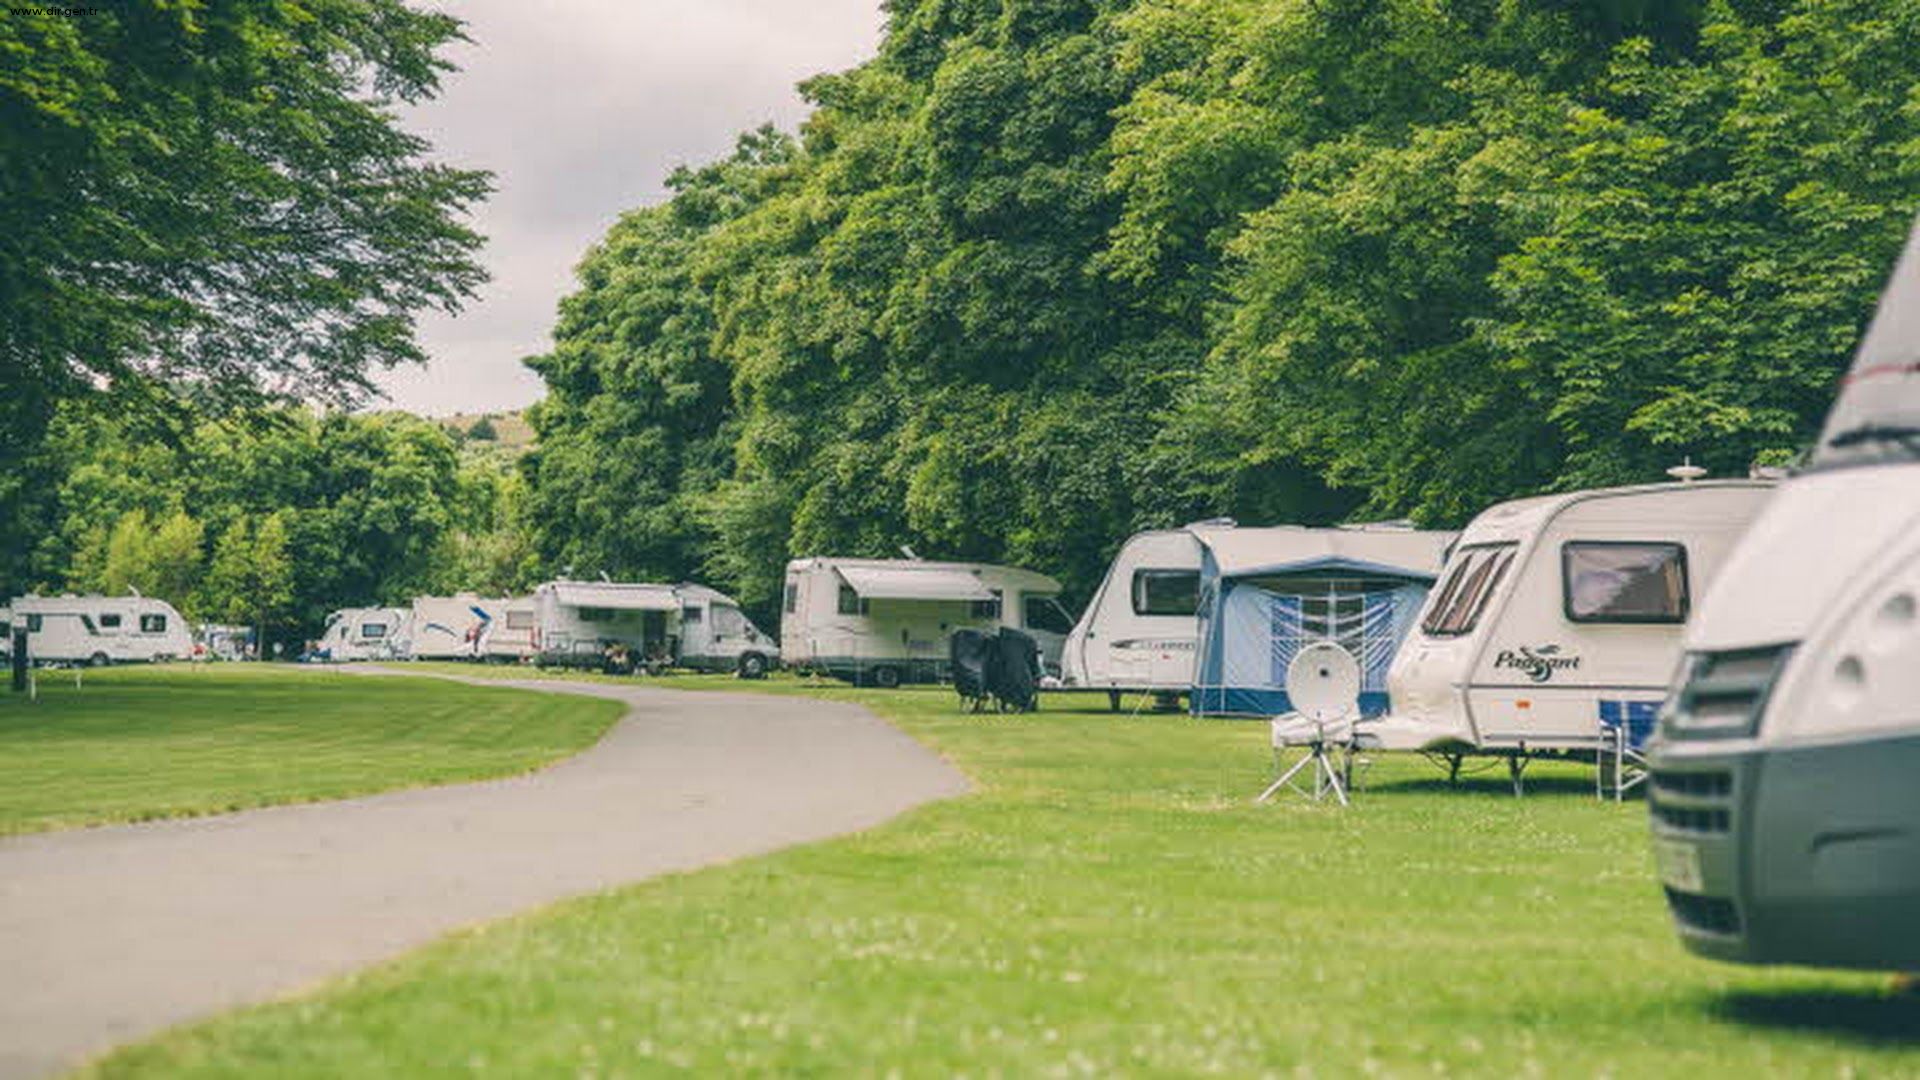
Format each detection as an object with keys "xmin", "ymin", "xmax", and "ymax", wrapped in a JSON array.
[
  {"xmin": 0, "ymin": 0, "xmax": 489, "ymax": 542},
  {"xmin": 466, "ymin": 416, "xmax": 499, "ymax": 442},
  {"xmin": 201, "ymin": 513, "xmax": 293, "ymax": 648}
]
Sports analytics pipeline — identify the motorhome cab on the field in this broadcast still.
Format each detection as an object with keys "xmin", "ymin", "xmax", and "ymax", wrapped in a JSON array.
[
  {"xmin": 780, "ymin": 558, "xmax": 1070, "ymax": 687},
  {"xmin": 1367, "ymin": 481, "xmax": 1775, "ymax": 761},
  {"xmin": 527, "ymin": 580, "xmax": 775, "ymax": 674},
  {"xmin": 7, "ymin": 593, "xmax": 192, "ymax": 665},
  {"xmin": 1651, "ymin": 221, "xmax": 1920, "ymax": 971},
  {"xmin": 317, "ymin": 606, "xmax": 406, "ymax": 662},
  {"xmin": 1062, "ymin": 522, "xmax": 1454, "ymax": 713}
]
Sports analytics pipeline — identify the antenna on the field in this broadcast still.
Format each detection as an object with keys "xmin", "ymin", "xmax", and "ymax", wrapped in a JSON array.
[
  {"xmin": 1666, "ymin": 458, "xmax": 1709, "ymax": 483},
  {"xmin": 900, "ymin": 545, "xmax": 921, "ymax": 561},
  {"xmin": 599, "ymin": 571, "xmax": 612, "ymax": 583},
  {"xmin": 128, "ymin": 585, "xmax": 142, "ymax": 598}
]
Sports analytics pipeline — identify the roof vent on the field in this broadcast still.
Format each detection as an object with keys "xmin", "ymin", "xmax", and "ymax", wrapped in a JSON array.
[{"xmin": 1187, "ymin": 517, "xmax": 1238, "ymax": 529}]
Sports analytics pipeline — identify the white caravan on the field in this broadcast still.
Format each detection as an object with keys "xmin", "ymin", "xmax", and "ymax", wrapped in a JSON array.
[
  {"xmin": 1365, "ymin": 480, "xmax": 1775, "ymax": 759},
  {"xmin": 194, "ymin": 624, "xmax": 253, "ymax": 661},
  {"xmin": 780, "ymin": 558, "xmax": 1070, "ymax": 687},
  {"xmin": 1061, "ymin": 521, "xmax": 1454, "ymax": 709},
  {"xmin": 317, "ymin": 606, "xmax": 407, "ymax": 662},
  {"xmin": 397, "ymin": 594, "xmax": 504, "ymax": 661},
  {"xmin": 7, "ymin": 593, "xmax": 192, "ymax": 665},
  {"xmin": 1650, "ymin": 219, "xmax": 1920, "ymax": 971},
  {"xmin": 477, "ymin": 596, "xmax": 537, "ymax": 662}
]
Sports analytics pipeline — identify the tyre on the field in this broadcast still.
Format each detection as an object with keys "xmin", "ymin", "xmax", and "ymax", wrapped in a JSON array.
[
  {"xmin": 871, "ymin": 665, "xmax": 902, "ymax": 689},
  {"xmin": 738, "ymin": 652, "xmax": 769, "ymax": 680},
  {"xmin": 89, "ymin": 652, "xmax": 110, "ymax": 668}
]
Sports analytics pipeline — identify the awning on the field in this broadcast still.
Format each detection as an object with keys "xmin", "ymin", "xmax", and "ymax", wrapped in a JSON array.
[
  {"xmin": 549, "ymin": 582, "xmax": 680, "ymax": 611},
  {"xmin": 836, "ymin": 566, "xmax": 995, "ymax": 602},
  {"xmin": 1195, "ymin": 527, "xmax": 1452, "ymax": 581}
]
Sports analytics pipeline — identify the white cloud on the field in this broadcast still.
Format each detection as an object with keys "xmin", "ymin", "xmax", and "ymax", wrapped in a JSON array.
[{"xmin": 376, "ymin": 0, "xmax": 885, "ymax": 416}]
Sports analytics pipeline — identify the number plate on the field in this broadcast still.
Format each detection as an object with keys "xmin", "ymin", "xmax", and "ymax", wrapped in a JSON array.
[{"xmin": 1654, "ymin": 838, "xmax": 1704, "ymax": 892}]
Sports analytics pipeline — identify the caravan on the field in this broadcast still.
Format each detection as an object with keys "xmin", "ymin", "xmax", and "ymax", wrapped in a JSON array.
[
  {"xmin": 1062, "ymin": 522, "xmax": 1454, "ymax": 713},
  {"xmin": 527, "ymin": 580, "xmax": 776, "ymax": 674},
  {"xmin": 477, "ymin": 596, "xmax": 537, "ymax": 663},
  {"xmin": 780, "ymin": 558, "xmax": 1071, "ymax": 687},
  {"xmin": 1366, "ymin": 481, "xmax": 1775, "ymax": 762},
  {"xmin": 1650, "ymin": 220, "xmax": 1920, "ymax": 971},
  {"xmin": 7, "ymin": 593, "xmax": 193, "ymax": 665},
  {"xmin": 397, "ymin": 594, "xmax": 502, "ymax": 661},
  {"xmin": 317, "ymin": 606, "xmax": 407, "ymax": 662}
]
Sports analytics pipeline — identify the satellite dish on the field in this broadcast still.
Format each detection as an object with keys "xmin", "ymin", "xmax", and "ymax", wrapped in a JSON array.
[
  {"xmin": 1667, "ymin": 458, "xmax": 1709, "ymax": 483},
  {"xmin": 1286, "ymin": 642, "xmax": 1362, "ymax": 723}
]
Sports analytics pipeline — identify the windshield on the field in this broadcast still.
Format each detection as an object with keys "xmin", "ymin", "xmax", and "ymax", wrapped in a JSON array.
[{"xmin": 1813, "ymin": 217, "xmax": 1920, "ymax": 470}]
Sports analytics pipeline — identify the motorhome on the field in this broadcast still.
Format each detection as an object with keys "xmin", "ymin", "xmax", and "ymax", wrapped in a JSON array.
[
  {"xmin": 1062, "ymin": 522, "xmax": 1454, "ymax": 712},
  {"xmin": 397, "ymin": 594, "xmax": 503, "ymax": 661},
  {"xmin": 526, "ymin": 580, "xmax": 776, "ymax": 674},
  {"xmin": 1364, "ymin": 481, "xmax": 1775, "ymax": 765},
  {"xmin": 317, "ymin": 606, "xmax": 407, "ymax": 662},
  {"xmin": 1650, "ymin": 220, "xmax": 1920, "ymax": 971},
  {"xmin": 7, "ymin": 593, "xmax": 193, "ymax": 665},
  {"xmin": 780, "ymin": 558, "xmax": 1070, "ymax": 687}
]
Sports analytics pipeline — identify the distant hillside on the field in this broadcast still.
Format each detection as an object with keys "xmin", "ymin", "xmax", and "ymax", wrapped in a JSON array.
[{"xmin": 436, "ymin": 410, "xmax": 535, "ymax": 451}]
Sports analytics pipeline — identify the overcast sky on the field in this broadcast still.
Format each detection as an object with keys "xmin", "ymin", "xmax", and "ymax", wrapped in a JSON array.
[{"xmin": 375, "ymin": 0, "xmax": 885, "ymax": 416}]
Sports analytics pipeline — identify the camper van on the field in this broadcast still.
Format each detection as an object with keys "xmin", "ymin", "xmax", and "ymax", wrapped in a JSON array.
[
  {"xmin": 317, "ymin": 606, "xmax": 407, "ymax": 662},
  {"xmin": 527, "ymin": 580, "xmax": 775, "ymax": 674},
  {"xmin": 1650, "ymin": 221, "xmax": 1920, "ymax": 972},
  {"xmin": 1062, "ymin": 522, "xmax": 1455, "ymax": 713},
  {"xmin": 1365, "ymin": 481, "xmax": 1775, "ymax": 759},
  {"xmin": 780, "ymin": 558, "xmax": 1070, "ymax": 687},
  {"xmin": 673, "ymin": 583, "xmax": 777, "ymax": 677},
  {"xmin": 396, "ymin": 594, "xmax": 504, "ymax": 661},
  {"xmin": 7, "ymin": 593, "xmax": 193, "ymax": 665}
]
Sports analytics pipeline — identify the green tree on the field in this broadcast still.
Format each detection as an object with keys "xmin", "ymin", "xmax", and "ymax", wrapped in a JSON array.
[{"xmin": 0, "ymin": 0, "xmax": 489, "ymax": 580}]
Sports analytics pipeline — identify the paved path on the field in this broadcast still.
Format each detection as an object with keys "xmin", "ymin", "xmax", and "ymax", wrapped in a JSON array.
[{"xmin": 0, "ymin": 676, "xmax": 967, "ymax": 1078}]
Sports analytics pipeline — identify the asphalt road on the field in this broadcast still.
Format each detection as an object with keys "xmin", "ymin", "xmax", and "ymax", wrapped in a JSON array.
[{"xmin": 0, "ymin": 676, "xmax": 967, "ymax": 1078}]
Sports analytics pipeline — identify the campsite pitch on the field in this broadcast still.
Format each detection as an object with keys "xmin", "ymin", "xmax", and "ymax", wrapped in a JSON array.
[
  {"xmin": 0, "ymin": 665, "xmax": 620, "ymax": 835},
  {"xmin": 84, "ymin": 672, "xmax": 1919, "ymax": 1078}
]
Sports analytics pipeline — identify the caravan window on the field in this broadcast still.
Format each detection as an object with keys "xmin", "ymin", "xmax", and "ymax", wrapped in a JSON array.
[
  {"xmin": 784, "ymin": 583, "xmax": 798, "ymax": 614},
  {"xmin": 99, "ymin": 613, "xmax": 123, "ymax": 629},
  {"xmin": 837, "ymin": 585, "xmax": 869, "ymax": 616},
  {"xmin": 25, "ymin": 614, "xmax": 42, "ymax": 633},
  {"xmin": 1024, "ymin": 596, "xmax": 1074, "ymax": 635},
  {"xmin": 1563, "ymin": 542, "xmax": 1689, "ymax": 623},
  {"xmin": 682, "ymin": 606, "xmax": 703, "ymax": 623},
  {"xmin": 361, "ymin": 623, "xmax": 388, "ymax": 639},
  {"xmin": 577, "ymin": 607, "xmax": 614, "ymax": 622},
  {"xmin": 1133, "ymin": 570, "xmax": 1200, "ymax": 617},
  {"xmin": 971, "ymin": 591, "xmax": 1002, "ymax": 620},
  {"xmin": 139, "ymin": 614, "xmax": 167, "ymax": 633},
  {"xmin": 1422, "ymin": 544, "xmax": 1518, "ymax": 636}
]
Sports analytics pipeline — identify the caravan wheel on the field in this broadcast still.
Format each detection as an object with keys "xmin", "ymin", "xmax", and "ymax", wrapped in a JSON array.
[
  {"xmin": 89, "ymin": 652, "xmax": 111, "ymax": 668},
  {"xmin": 871, "ymin": 665, "xmax": 902, "ymax": 689},
  {"xmin": 738, "ymin": 653, "xmax": 769, "ymax": 680}
]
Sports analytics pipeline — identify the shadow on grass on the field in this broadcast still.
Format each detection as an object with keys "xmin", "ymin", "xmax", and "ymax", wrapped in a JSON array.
[
  {"xmin": 1708, "ymin": 986, "xmax": 1920, "ymax": 1046},
  {"xmin": 1365, "ymin": 772, "xmax": 1604, "ymax": 798}
]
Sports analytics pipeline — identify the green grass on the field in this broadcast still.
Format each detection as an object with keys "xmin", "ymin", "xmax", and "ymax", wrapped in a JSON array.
[
  {"xmin": 0, "ymin": 664, "xmax": 621, "ymax": 835},
  {"xmin": 83, "ymin": 670, "xmax": 1920, "ymax": 1076}
]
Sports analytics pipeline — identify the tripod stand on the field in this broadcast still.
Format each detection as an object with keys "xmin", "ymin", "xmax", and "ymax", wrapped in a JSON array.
[{"xmin": 1257, "ymin": 716, "xmax": 1353, "ymax": 806}]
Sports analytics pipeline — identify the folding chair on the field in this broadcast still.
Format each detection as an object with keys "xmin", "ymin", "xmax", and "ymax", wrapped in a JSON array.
[{"xmin": 1597, "ymin": 700, "xmax": 1659, "ymax": 801}]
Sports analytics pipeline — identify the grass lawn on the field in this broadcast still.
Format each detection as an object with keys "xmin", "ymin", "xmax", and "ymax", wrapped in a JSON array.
[
  {"xmin": 0, "ymin": 664, "xmax": 621, "ymax": 835},
  {"xmin": 86, "ymin": 668, "xmax": 1920, "ymax": 1076}
]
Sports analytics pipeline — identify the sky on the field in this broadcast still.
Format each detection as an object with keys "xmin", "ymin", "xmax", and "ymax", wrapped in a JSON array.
[{"xmin": 375, "ymin": 0, "xmax": 886, "ymax": 417}]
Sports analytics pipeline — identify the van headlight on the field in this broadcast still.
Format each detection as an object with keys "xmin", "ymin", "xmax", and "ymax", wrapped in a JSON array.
[{"xmin": 1661, "ymin": 644, "xmax": 1795, "ymax": 741}]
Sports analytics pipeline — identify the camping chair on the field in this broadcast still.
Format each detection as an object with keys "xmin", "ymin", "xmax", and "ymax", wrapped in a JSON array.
[
  {"xmin": 1597, "ymin": 700, "xmax": 1659, "ymax": 802},
  {"xmin": 950, "ymin": 629, "xmax": 991, "ymax": 712},
  {"xmin": 985, "ymin": 629, "xmax": 1040, "ymax": 713}
]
